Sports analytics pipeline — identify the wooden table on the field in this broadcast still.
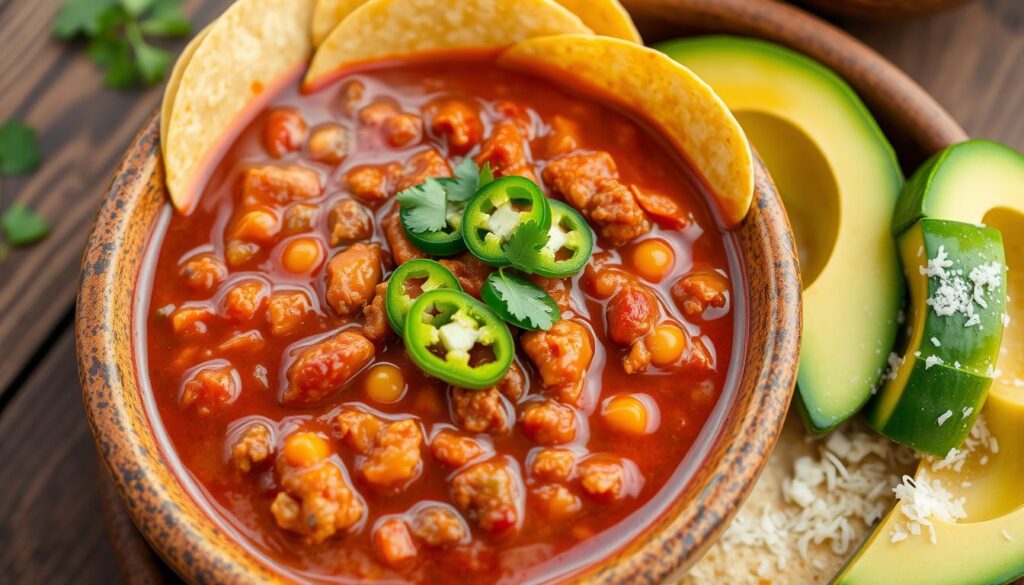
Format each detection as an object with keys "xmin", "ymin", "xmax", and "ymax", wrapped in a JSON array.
[{"xmin": 0, "ymin": 0, "xmax": 1020, "ymax": 582}]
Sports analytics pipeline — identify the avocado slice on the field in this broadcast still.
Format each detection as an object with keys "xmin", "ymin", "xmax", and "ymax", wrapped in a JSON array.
[
  {"xmin": 837, "ymin": 142, "xmax": 1024, "ymax": 584},
  {"xmin": 870, "ymin": 219, "xmax": 1005, "ymax": 456},
  {"xmin": 658, "ymin": 36, "xmax": 904, "ymax": 432}
]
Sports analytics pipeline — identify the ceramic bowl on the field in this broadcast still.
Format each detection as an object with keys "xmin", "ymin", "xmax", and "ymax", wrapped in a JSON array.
[{"xmin": 797, "ymin": 0, "xmax": 978, "ymax": 21}]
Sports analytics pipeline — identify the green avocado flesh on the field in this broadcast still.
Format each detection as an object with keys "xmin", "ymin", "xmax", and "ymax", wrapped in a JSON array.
[{"xmin": 657, "ymin": 36, "xmax": 904, "ymax": 433}]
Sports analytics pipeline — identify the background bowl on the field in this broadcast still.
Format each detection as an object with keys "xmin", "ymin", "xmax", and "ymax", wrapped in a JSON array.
[
  {"xmin": 796, "ymin": 0, "xmax": 978, "ymax": 21},
  {"xmin": 78, "ymin": 90, "xmax": 799, "ymax": 585}
]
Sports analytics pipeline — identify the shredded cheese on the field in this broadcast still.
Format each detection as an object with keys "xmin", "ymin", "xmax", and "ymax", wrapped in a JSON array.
[
  {"xmin": 890, "ymin": 472, "xmax": 967, "ymax": 544},
  {"xmin": 937, "ymin": 410, "xmax": 953, "ymax": 426}
]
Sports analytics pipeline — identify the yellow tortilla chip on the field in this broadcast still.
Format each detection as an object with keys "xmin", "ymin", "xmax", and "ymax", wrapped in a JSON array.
[
  {"xmin": 310, "ymin": 0, "xmax": 638, "ymax": 47},
  {"xmin": 499, "ymin": 35, "xmax": 754, "ymax": 227},
  {"xmin": 304, "ymin": 0, "xmax": 592, "ymax": 90},
  {"xmin": 164, "ymin": 0, "xmax": 315, "ymax": 212},
  {"xmin": 311, "ymin": 0, "xmax": 363, "ymax": 46},
  {"xmin": 160, "ymin": 26, "xmax": 208, "ymax": 160}
]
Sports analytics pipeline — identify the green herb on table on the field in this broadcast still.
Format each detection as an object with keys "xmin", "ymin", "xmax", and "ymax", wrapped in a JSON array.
[
  {"xmin": 0, "ymin": 119, "xmax": 49, "ymax": 255},
  {"xmin": 54, "ymin": 0, "xmax": 192, "ymax": 89}
]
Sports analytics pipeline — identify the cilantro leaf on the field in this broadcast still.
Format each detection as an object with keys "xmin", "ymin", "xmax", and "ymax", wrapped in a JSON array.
[
  {"xmin": 396, "ymin": 178, "xmax": 448, "ymax": 233},
  {"xmin": 0, "ymin": 120, "xmax": 42, "ymax": 175},
  {"xmin": 447, "ymin": 159, "xmax": 492, "ymax": 202},
  {"xmin": 479, "ymin": 162, "xmax": 494, "ymax": 188},
  {"xmin": 53, "ymin": 0, "xmax": 119, "ymax": 39},
  {"xmin": 88, "ymin": 36, "xmax": 139, "ymax": 89},
  {"xmin": 119, "ymin": 0, "xmax": 156, "ymax": 18},
  {"xmin": 482, "ymin": 270, "xmax": 557, "ymax": 331},
  {"xmin": 503, "ymin": 220, "xmax": 550, "ymax": 274},
  {"xmin": 139, "ymin": 0, "xmax": 190, "ymax": 37},
  {"xmin": 128, "ymin": 31, "xmax": 172, "ymax": 84},
  {"xmin": 1, "ymin": 205, "xmax": 49, "ymax": 247}
]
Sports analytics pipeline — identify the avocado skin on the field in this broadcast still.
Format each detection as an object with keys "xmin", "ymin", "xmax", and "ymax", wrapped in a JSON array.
[{"xmin": 657, "ymin": 36, "xmax": 904, "ymax": 434}]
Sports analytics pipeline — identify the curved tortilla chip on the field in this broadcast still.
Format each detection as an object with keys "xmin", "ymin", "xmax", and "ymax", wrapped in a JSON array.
[
  {"xmin": 160, "ymin": 26, "xmax": 208, "ymax": 159},
  {"xmin": 499, "ymin": 35, "xmax": 754, "ymax": 227},
  {"xmin": 304, "ymin": 0, "xmax": 592, "ymax": 91},
  {"xmin": 310, "ymin": 0, "xmax": 638, "ymax": 47},
  {"xmin": 164, "ymin": 0, "xmax": 315, "ymax": 211}
]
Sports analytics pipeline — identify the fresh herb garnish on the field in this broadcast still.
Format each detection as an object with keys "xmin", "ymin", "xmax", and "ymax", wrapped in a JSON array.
[
  {"xmin": 447, "ymin": 159, "xmax": 493, "ymax": 202},
  {"xmin": 396, "ymin": 177, "xmax": 449, "ymax": 233},
  {"xmin": 502, "ymin": 219, "xmax": 550, "ymax": 274},
  {"xmin": 482, "ymin": 269, "xmax": 558, "ymax": 331},
  {"xmin": 55, "ymin": 0, "xmax": 191, "ymax": 89},
  {"xmin": 1, "ymin": 205, "xmax": 50, "ymax": 246},
  {"xmin": 0, "ymin": 119, "xmax": 49, "ymax": 255},
  {"xmin": 0, "ymin": 121, "xmax": 42, "ymax": 175}
]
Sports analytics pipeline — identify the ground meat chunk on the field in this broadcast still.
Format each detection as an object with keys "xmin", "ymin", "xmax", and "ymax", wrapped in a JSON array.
[
  {"xmin": 271, "ymin": 459, "xmax": 363, "ymax": 545},
  {"xmin": 587, "ymin": 180, "xmax": 651, "ymax": 245},
  {"xmin": 606, "ymin": 287, "xmax": 659, "ymax": 346},
  {"xmin": 427, "ymin": 99, "xmax": 483, "ymax": 152},
  {"xmin": 337, "ymin": 408, "xmax": 384, "ymax": 454},
  {"xmin": 382, "ymin": 207, "xmax": 428, "ymax": 264},
  {"xmin": 361, "ymin": 283, "xmax": 392, "ymax": 342},
  {"xmin": 623, "ymin": 338, "xmax": 652, "ymax": 375},
  {"xmin": 451, "ymin": 458, "xmax": 522, "ymax": 536},
  {"xmin": 521, "ymin": 320, "xmax": 594, "ymax": 405},
  {"xmin": 338, "ymin": 80, "xmax": 365, "ymax": 116},
  {"xmin": 583, "ymin": 264, "xmax": 636, "ymax": 299},
  {"xmin": 411, "ymin": 505, "xmax": 468, "ymax": 547},
  {"xmin": 231, "ymin": 423, "xmax": 273, "ymax": 472},
  {"xmin": 530, "ymin": 448, "xmax": 576, "ymax": 482},
  {"xmin": 224, "ymin": 281, "xmax": 268, "ymax": 322},
  {"xmin": 180, "ymin": 253, "xmax": 227, "ymax": 293},
  {"xmin": 430, "ymin": 429, "xmax": 484, "ymax": 468},
  {"xmin": 217, "ymin": 330, "xmax": 265, "ymax": 354},
  {"xmin": 577, "ymin": 456, "xmax": 640, "ymax": 502},
  {"xmin": 359, "ymin": 99, "xmax": 400, "ymax": 127},
  {"xmin": 438, "ymin": 253, "xmax": 493, "ymax": 298},
  {"xmin": 531, "ymin": 484, "xmax": 581, "ymax": 521},
  {"xmin": 266, "ymin": 291, "xmax": 313, "ymax": 337},
  {"xmin": 263, "ymin": 108, "xmax": 307, "ymax": 158},
  {"xmin": 170, "ymin": 306, "xmax": 213, "ymax": 335},
  {"xmin": 520, "ymin": 400, "xmax": 577, "ymax": 445},
  {"xmin": 283, "ymin": 331, "xmax": 375, "ymax": 406},
  {"xmin": 671, "ymin": 271, "xmax": 730, "ymax": 319},
  {"xmin": 395, "ymin": 149, "xmax": 451, "ymax": 192},
  {"xmin": 541, "ymin": 115, "xmax": 580, "ymax": 158},
  {"xmin": 328, "ymin": 199, "xmax": 373, "ymax": 246},
  {"xmin": 283, "ymin": 203, "xmax": 318, "ymax": 234},
  {"xmin": 475, "ymin": 121, "xmax": 535, "ymax": 181},
  {"xmin": 242, "ymin": 165, "xmax": 322, "ymax": 205},
  {"xmin": 180, "ymin": 363, "xmax": 240, "ymax": 415},
  {"xmin": 496, "ymin": 362, "xmax": 527, "ymax": 402},
  {"xmin": 634, "ymin": 189, "xmax": 689, "ymax": 229},
  {"xmin": 541, "ymin": 151, "xmax": 617, "ymax": 210},
  {"xmin": 325, "ymin": 243, "xmax": 383, "ymax": 316},
  {"xmin": 373, "ymin": 518, "xmax": 418, "ymax": 568},
  {"xmin": 383, "ymin": 114, "xmax": 423, "ymax": 148},
  {"xmin": 361, "ymin": 419, "xmax": 423, "ymax": 488},
  {"xmin": 451, "ymin": 387, "xmax": 510, "ymax": 434},
  {"xmin": 344, "ymin": 164, "xmax": 397, "ymax": 206}
]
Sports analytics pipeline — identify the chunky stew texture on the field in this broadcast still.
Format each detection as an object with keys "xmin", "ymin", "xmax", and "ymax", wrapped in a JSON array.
[{"xmin": 142, "ymin": 57, "xmax": 737, "ymax": 583}]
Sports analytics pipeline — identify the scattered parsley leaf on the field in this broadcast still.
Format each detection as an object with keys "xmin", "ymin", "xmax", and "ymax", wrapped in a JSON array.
[
  {"xmin": 0, "ymin": 120, "xmax": 42, "ymax": 175},
  {"xmin": 1, "ymin": 205, "xmax": 50, "ymax": 247},
  {"xmin": 55, "ymin": 0, "xmax": 191, "ymax": 89},
  {"xmin": 483, "ymin": 270, "xmax": 557, "ymax": 331},
  {"xmin": 396, "ymin": 178, "xmax": 448, "ymax": 233},
  {"xmin": 479, "ymin": 162, "xmax": 494, "ymax": 188},
  {"xmin": 53, "ymin": 0, "xmax": 119, "ymax": 39},
  {"xmin": 503, "ymin": 220, "xmax": 550, "ymax": 274}
]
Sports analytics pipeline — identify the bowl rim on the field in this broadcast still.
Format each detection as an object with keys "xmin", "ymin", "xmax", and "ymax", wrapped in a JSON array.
[{"xmin": 77, "ymin": 104, "xmax": 799, "ymax": 582}]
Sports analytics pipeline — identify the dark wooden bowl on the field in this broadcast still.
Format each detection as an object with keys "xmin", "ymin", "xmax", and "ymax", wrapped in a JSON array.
[
  {"xmin": 85, "ymin": 0, "xmax": 970, "ymax": 583},
  {"xmin": 797, "ymin": 0, "xmax": 978, "ymax": 21}
]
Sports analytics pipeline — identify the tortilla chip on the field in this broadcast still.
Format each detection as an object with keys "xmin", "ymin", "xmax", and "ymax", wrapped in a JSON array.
[
  {"xmin": 499, "ymin": 35, "xmax": 754, "ymax": 227},
  {"xmin": 160, "ymin": 26, "xmax": 208, "ymax": 160},
  {"xmin": 310, "ymin": 0, "xmax": 638, "ymax": 47},
  {"xmin": 164, "ymin": 0, "xmax": 315, "ymax": 212},
  {"xmin": 311, "ymin": 0, "xmax": 364, "ymax": 46},
  {"xmin": 304, "ymin": 0, "xmax": 592, "ymax": 91}
]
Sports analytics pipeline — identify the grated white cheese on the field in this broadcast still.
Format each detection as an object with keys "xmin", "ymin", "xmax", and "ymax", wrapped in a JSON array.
[
  {"xmin": 937, "ymin": 410, "xmax": 954, "ymax": 426},
  {"xmin": 962, "ymin": 406, "xmax": 974, "ymax": 418},
  {"xmin": 928, "ymin": 415, "xmax": 995, "ymax": 473},
  {"xmin": 925, "ymin": 355, "xmax": 945, "ymax": 370},
  {"xmin": 921, "ymin": 246, "xmax": 1003, "ymax": 328},
  {"xmin": 890, "ymin": 471, "xmax": 967, "ymax": 544},
  {"xmin": 931, "ymin": 336, "xmax": 942, "ymax": 347}
]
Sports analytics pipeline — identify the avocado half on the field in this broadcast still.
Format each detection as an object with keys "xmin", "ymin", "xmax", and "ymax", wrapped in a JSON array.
[
  {"xmin": 658, "ymin": 36, "xmax": 904, "ymax": 432},
  {"xmin": 839, "ymin": 142, "xmax": 1024, "ymax": 585}
]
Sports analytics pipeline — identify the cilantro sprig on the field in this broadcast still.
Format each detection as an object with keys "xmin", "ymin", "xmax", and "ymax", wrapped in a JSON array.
[
  {"xmin": 481, "ymin": 269, "xmax": 559, "ymax": 331},
  {"xmin": 396, "ymin": 159, "xmax": 493, "ymax": 233},
  {"xmin": 55, "ymin": 0, "xmax": 191, "ymax": 89},
  {"xmin": 502, "ymin": 219, "xmax": 550, "ymax": 274},
  {"xmin": 0, "ymin": 119, "xmax": 49, "ymax": 259}
]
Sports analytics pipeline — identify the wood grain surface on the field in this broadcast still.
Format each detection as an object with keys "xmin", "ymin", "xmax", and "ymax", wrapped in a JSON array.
[{"xmin": 0, "ymin": 0, "xmax": 1020, "ymax": 583}]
